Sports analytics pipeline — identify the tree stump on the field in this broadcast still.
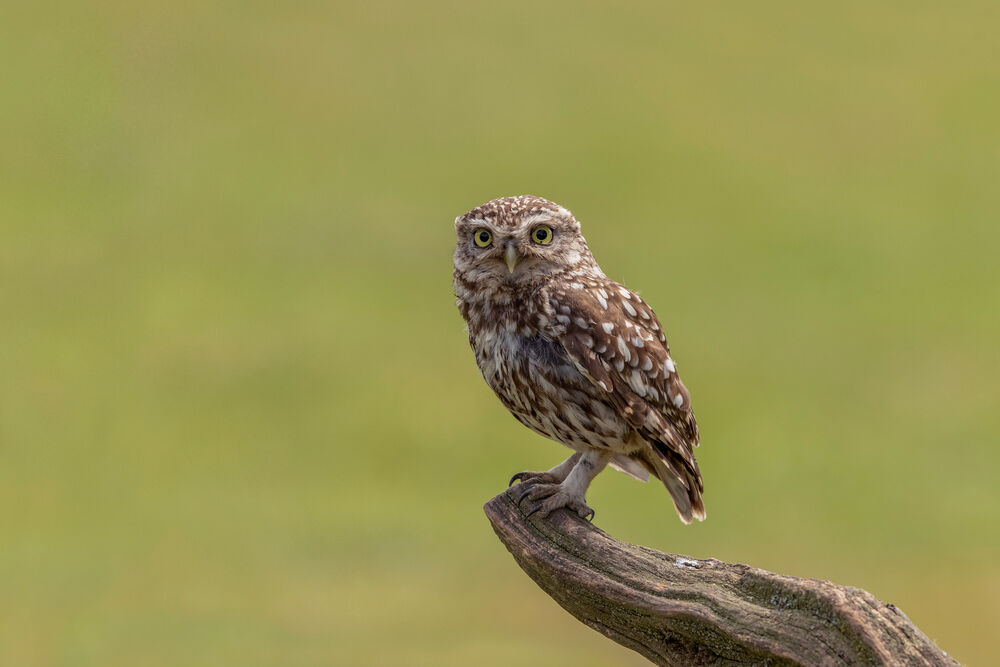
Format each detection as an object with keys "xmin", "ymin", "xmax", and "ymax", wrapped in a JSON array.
[{"xmin": 485, "ymin": 488, "xmax": 957, "ymax": 666}]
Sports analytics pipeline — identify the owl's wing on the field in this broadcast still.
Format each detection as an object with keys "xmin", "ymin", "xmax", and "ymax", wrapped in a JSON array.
[{"xmin": 546, "ymin": 278, "xmax": 705, "ymax": 521}]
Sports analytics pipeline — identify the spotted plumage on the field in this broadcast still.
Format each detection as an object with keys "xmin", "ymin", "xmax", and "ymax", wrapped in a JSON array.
[{"xmin": 454, "ymin": 195, "xmax": 704, "ymax": 523}]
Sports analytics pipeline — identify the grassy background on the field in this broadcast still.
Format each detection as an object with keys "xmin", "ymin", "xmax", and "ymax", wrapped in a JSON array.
[{"xmin": 2, "ymin": 1, "xmax": 998, "ymax": 664}]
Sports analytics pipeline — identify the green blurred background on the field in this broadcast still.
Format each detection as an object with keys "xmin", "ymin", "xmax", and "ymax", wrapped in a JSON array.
[{"xmin": 2, "ymin": 1, "xmax": 998, "ymax": 664}]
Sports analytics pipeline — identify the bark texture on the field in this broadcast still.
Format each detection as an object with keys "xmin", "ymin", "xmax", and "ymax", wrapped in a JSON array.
[{"xmin": 485, "ymin": 488, "xmax": 957, "ymax": 666}]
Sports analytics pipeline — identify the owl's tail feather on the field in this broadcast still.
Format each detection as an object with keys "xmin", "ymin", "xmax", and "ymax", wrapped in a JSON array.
[{"xmin": 646, "ymin": 442, "xmax": 706, "ymax": 524}]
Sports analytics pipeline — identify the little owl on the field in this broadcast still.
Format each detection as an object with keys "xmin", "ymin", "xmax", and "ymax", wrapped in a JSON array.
[{"xmin": 453, "ymin": 195, "xmax": 705, "ymax": 524}]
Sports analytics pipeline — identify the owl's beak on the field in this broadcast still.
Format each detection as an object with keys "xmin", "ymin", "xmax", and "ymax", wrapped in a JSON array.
[{"xmin": 503, "ymin": 242, "xmax": 520, "ymax": 273}]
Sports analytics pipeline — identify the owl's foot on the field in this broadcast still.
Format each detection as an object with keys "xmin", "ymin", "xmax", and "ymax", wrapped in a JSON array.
[
  {"xmin": 508, "ymin": 452, "xmax": 582, "ymax": 488},
  {"xmin": 514, "ymin": 482, "xmax": 595, "ymax": 522}
]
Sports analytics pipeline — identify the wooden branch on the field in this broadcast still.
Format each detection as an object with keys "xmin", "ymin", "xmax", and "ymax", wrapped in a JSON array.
[{"xmin": 485, "ymin": 488, "xmax": 958, "ymax": 666}]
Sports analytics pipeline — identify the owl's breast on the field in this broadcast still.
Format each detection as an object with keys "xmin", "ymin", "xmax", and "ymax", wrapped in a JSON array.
[{"xmin": 470, "ymin": 323, "xmax": 629, "ymax": 450}]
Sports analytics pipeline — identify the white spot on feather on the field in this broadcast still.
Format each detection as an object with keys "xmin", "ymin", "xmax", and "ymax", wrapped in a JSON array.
[
  {"xmin": 641, "ymin": 357, "xmax": 653, "ymax": 371},
  {"xmin": 673, "ymin": 393, "xmax": 684, "ymax": 408},
  {"xmin": 616, "ymin": 336, "xmax": 631, "ymax": 362},
  {"xmin": 664, "ymin": 358, "xmax": 676, "ymax": 374},
  {"xmin": 601, "ymin": 322, "xmax": 614, "ymax": 333},
  {"xmin": 644, "ymin": 412, "xmax": 661, "ymax": 430},
  {"xmin": 629, "ymin": 369, "xmax": 647, "ymax": 397},
  {"xmin": 623, "ymin": 301, "xmax": 637, "ymax": 317},
  {"xmin": 596, "ymin": 293, "xmax": 608, "ymax": 310},
  {"xmin": 632, "ymin": 336, "xmax": 644, "ymax": 348}
]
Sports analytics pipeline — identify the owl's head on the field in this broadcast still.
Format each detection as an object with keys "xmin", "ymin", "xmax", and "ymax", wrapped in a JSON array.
[{"xmin": 454, "ymin": 195, "xmax": 597, "ymax": 287}]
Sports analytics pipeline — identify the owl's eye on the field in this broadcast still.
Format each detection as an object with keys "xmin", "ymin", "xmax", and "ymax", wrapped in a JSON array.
[
  {"xmin": 531, "ymin": 225, "xmax": 554, "ymax": 245},
  {"xmin": 473, "ymin": 229, "xmax": 492, "ymax": 247}
]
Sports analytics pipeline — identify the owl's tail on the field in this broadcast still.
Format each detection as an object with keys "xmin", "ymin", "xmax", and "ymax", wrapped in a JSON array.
[{"xmin": 644, "ymin": 442, "xmax": 706, "ymax": 524}]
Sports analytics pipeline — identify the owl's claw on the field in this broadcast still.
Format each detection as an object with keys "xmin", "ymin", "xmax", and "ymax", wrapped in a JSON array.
[
  {"xmin": 508, "ymin": 470, "xmax": 557, "ymax": 487},
  {"xmin": 513, "ymin": 482, "xmax": 594, "ymax": 521},
  {"xmin": 516, "ymin": 486, "xmax": 535, "ymax": 504}
]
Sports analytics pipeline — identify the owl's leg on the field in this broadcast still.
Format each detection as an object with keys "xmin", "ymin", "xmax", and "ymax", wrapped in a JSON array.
[
  {"xmin": 508, "ymin": 452, "xmax": 581, "ymax": 488},
  {"xmin": 515, "ymin": 449, "xmax": 611, "ymax": 521}
]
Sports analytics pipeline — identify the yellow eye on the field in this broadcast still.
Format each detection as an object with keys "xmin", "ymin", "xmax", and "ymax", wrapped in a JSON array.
[
  {"xmin": 531, "ymin": 225, "xmax": 554, "ymax": 245},
  {"xmin": 473, "ymin": 229, "xmax": 492, "ymax": 247}
]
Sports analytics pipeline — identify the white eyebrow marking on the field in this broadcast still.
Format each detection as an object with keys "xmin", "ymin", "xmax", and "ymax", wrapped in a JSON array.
[{"xmin": 522, "ymin": 213, "xmax": 552, "ymax": 225}]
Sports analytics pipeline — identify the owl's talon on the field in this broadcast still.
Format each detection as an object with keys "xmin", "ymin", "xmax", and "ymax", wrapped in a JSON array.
[
  {"xmin": 508, "ymin": 472, "xmax": 523, "ymax": 487},
  {"xmin": 525, "ymin": 505, "xmax": 542, "ymax": 519},
  {"xmin": 508, "ymin": 470, "xmax": 558, "ymax": 487}
]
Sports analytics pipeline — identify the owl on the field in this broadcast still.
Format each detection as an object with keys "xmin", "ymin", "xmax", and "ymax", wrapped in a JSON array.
[{"xmin": 453, "ymin": 195, "xmax": 705, "ymax": 524}]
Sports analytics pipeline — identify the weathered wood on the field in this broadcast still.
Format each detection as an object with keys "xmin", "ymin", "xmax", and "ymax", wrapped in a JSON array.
[{"xmin": 485, "ymin": 488, "xmax": 957, "ymax": 666}]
